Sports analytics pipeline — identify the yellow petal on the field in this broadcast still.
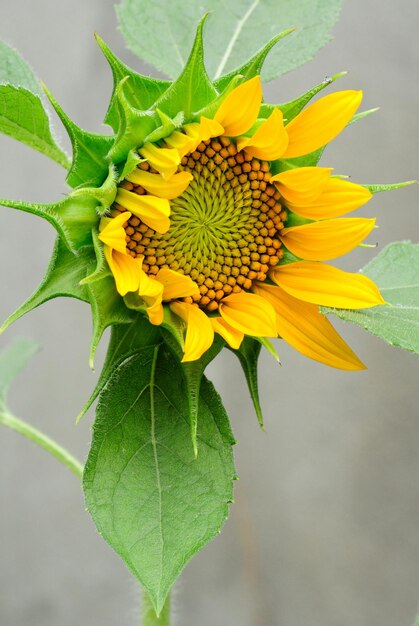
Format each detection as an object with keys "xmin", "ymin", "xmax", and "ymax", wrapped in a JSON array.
[
  {"xmin": 170, "ymin": 301, "xmax": 214, "ymax": 362},
  {"xmin": 253, "ymin": 283, "xmax": 365, "ymax": 370},
  {"xmin": 236, "ymin": 108, "xmax": 289, "ymax": 160},
  {"xmin": 219, "ymin": 292, "xmax": 277, "ymax": 337},
  {"xmin": 125, "ymin": 169, "xmax": 193, "ymax": 199},
  {"xmin": 155, "ymin": 268, "xmax": 200, "ymax": 301},
  {"xmin": 214, "ymin": 76, "xmax": 262, "ymax": 137},
  {"xmin": 138, "ymin": 143, "xmax": 181, "ymax": 179},
  {"xmin": 280, "ymin": 217, "xmax": 376, "ymax": 261},
  {"xmin": 164, "ymin": 130, "xmax": 196, "ymax": 158},
  {"xmin": 211, "ymin": 317, "xmax": 244, "ymax": 350},
  {"xmin": 286, "ymin": 178, "xmax": 373, "ymax": 220},
  {"xmin": 104, "ymin": 246, "xmax": 142, "ymax": 296},
  {"xmin": 115, "ymin": 188, "xmax": 170, "ymax": 234},
  {"xmin": 282, "ymin": 90, "xmax": 363, "ymax": 158},
  {"xmin": 270, "ymin": 261, "xmax": 385, "ymax": 309},
  {"xmin": 98, "ymin": 211, "xmax": 131, "ymax": 254},
  {"xmin": 271, "ymin": 167, "xmax": 333, "ymax": 205},
  {"xmin": 138, "ymin": 269, "xmax": 165, "ymax": 325},
  {"xmin": 199, "ymin": 116, "xmax": 224, "ymax": 141}
]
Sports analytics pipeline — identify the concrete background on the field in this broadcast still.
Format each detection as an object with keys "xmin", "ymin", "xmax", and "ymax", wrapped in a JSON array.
[{"xmin": 0, "ymin": 1, "xmax": 418, "ymax": 625}]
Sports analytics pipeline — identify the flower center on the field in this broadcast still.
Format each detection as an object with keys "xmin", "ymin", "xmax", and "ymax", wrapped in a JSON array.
[{"xmin": 114, "ymin": 137, "xmax": 286, "ymax": 311}]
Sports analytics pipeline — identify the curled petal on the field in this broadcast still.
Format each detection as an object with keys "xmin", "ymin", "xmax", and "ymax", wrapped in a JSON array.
[
  {"xmin": 282, "ymin": 90, "xmax": 363, "ymax": 158},
  {"xmin": 214, "ymin": 76, "xmax": 262, "ymax": 137},
  {"xmin": 237, "ymin": 109, "xmax": 289, "ymax": 161},
  {"xmin": 271, "ymin": 167, "xmax": 333, "ymax": 205},
  {"xmin": 286, "ymin": 178, "xmax": 373, "ymax": 220},
  {"xmin": 211, "ymin": 317, "xmax": 244, "ymax": 350},
  {"xmin": 219, "ymin": 292, "xmax": 277, "ymax": 337},
  {"xmin": 125, "ymin": 170, "xmax": 193, "ymax": 199},
  {"xmin": 104, "ymin": 247, "xmax": 142, "ymax": 296},
  {"xmin": 138, "ymin": 269, "xmax": 164, "ymax": 325},
  {"xmin": 164, "ymin": 130, "xmax": 196, "ymax": 158},
  {"xmin": 155, "ymin": 268, "xmax": 200, "ymax": 301},
  {"xmin": 115, "ymin": 188, "xmax": 170, "ymax": 233},
  {"xmin": 199, "ymin": 116, "xmax": 224, "ymax": 141},
  {"xmin": 170, "ymin": 301, "xmax": 214, "ymax": 362},
  {"xmin": 280, "ymin": 217, "xmax": 376, "ymax": 261},
  {"xmin": 98, "ymin": 211, "xmax": 131, "ymax": 254},
  {"xmin": 270, "ymin": 261, "xmax": 385, "ymax": 309},
  {"xmin": 253, "ymin": 283, "xmax": 365, "ymax": 370},
  {"xmin": 138, "ymin": 143, "xmax": 181, "ymax": 179}
]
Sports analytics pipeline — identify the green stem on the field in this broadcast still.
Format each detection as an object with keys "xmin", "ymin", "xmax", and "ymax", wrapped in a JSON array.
[
  {"xmin": 0, "ymin": 410, "xmax": 83, "ymax": 479},
  {"xmin": 142, "ymin": 590, "xmax": 171, "ymax": 626}
]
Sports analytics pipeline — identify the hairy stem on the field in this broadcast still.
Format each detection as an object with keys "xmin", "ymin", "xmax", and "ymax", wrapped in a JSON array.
[
  {"xmin": 0, "ymin": 410, "xmax": 83, "ymax": 478},
  {"xmin": 142, "ymin": 590, "xmax": 171, "ymax": 626}
]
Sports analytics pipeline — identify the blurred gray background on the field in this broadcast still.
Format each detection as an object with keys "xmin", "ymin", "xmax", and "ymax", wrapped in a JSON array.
[{"xmin": 0, "ymin": 1, "xmax": 418, "ymax": 625}]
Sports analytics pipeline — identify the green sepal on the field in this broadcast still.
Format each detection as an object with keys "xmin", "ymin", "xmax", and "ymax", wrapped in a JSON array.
[
  {"xmin": 154, "ymin": 15, "xmax": 217, "ymax": 120},
  {"xmin": 255, "ymin": 337, "xmax": 280, "ymax": 363},
  {"xmin": 195, "ymin": 74, "xmax": 243, "ymax": 120},
  {"xmin": 348, "ymin": 107, "xmax": 379, "ymax": 126},
  {"xmin": 83, "ymin": 344, "xmax": 235, "ymax": 614},
  {"xmin": 365, "ymin": 181, "xmax": 417, "ymax": 194},
  {"xmin": 213, "ymin": 29, "xmax": 296, "ymax": 91},
  {"xmin": 143, "ymin": 109, "xmax": 184, "ymax": 144},
  {"xmin": 175, "ymin": 336, "xmax": 225, "ymax": 457},
  {"xmin": 118, "ymin": 150, "xmax": 143, "ymax": 182},
  {"xmin": 0, "ymin": 195, "xmax": 98, "ymax": 252},
  {"xmin": 229, "ymin": 336, "xmax": 265, "ymax": 429},
  {"xmin": 43, "ymin": 84, "xmax": 113, "ymax": 188},
  {"xmin": 94, "ymin": 34, "xmax": 170, "ymax": 132},
  {"xmin": 0, "ymin": 238, "xmax": 93, "ymax": 335},
  {"xmin": 86, "ymin": 275, "xmax": 136, "ymax": 368},
  {"xmin": 80, "ymin": 229, "xmax": 109, "ymax": 285},
  {"xmin": 77, "ymin": 316, "xmax": 161, "ymax": 422},
  {"xmin": 259, "ymin": 71, "xmax": 347, "ymax": 121},
  {"xmin": 106, "ymin": 77, "xmax": 159, "ymax": 164},
  {"xmin": 71, "ymin": 164, "xmax": 117, "ymax": 214},
  {"xmin": 0, "ymin": 85, "xmax": 70, "ymax": 169},
  {"xmin": 159, "ymin": 307, "xmax": 186, "ymax": 353}
]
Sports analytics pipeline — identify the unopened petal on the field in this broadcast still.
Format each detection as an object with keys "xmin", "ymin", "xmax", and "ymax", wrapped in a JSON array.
[
  {"xmin": 253, "ymin": 283, "xmax": 365, "ymax": 370},
  {"xmin": 199, "ymin": 116, "xmax": 224, "ymax": 141},
  {"xmin": 280, "ymin": 217, "xmax": 376, "ymax": 261},
  {"xmin": 115, "ymin": 188, "xmax": 170, "ymax": 234},
  {"xmin": 236, "ymin": 108, "xmax": 289, "ymax": 160},
  {"xmin": 125, "ymin": 169, "xmax": 193, "ymax": 199},
  {"xmin": 271, "ymin": 167, "xmax": 332, "ymax": 205},
  {"xmin": 164, "ymin": 130, "xmax": 196, "ymax": 158},
  {"xmin": 98, "ymin": 211, "xmax": 131, "ymax": 254},
  {"xmin": 138, "ymin": 143, "xmax": 181, "ymax": 179},
  {"xmin": 270, "ymin": 261, "xmax": 385, "ymax": 309},
  {"xmin": 170, "ymin": 301, "xmax": 214, "ymax": 362},
  {"xmin": 104, "ymin": 247, "xmax": 142, "ymax": 296},
  {"xmin": 282, "ymin": 90, "xmax": 363, "ymax": 158},
  {"xmin": 211, "ymin": 317, "xmax": 244, "ymax": 350},
  {"xmin": 155, "ymin": 268, "xmax": 200, "ymax": 301},
  {"xmin": 219, "ymin": 292, "xmax": 277, "ymax": 337},
  {"xmin": 287, "ymin": 178, "xmax": 373, "ymax": 220},
  {"xmin": 214, "ymin": 76, "xmax": 262, "ymax": 137}
]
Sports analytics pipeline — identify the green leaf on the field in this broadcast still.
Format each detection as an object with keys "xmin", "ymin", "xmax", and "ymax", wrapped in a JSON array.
[
  {"xmin": 324, "ymin": 242, "xmax": 419, "ymax": 355},
  {"xmin": 116, "ymin": 0, "xmax": 343, "ymax": 82},
  {"xmin": 95, "ymin": 34, "xmax": 170, "ymax": 132},
  {"xmin": 365, "ymin": 181, "xmax": 417, "ymax": 194},
  {"xmin": 84, "ymin": 344, "xmax": 235, "ymax": 613},
  {"xmin": 0, "ymin": 85, "xmax": 70, "ymax": 168},
  {"xmin": 0, "ymin": 195, "xmax": 98, "ymax": 252},
  {"xmin": 77, "ymin": 317, "xmax": 161, "ymax": 422},
  {"xmin": 0, "ymin": 238, "xmax": 92, "ymax": 335},
  {"xmin": 44, "ymin": 85, "xmax": 113, "ymax": 187},
  {"xmin": 0, "ymin": 41, "xmax": 41, "ymax": 94},
  {"xmin": 154, "ymin": 15, "xmax": 217, "ymax": 120},
  {"xmin": 230, "ymin": 336, "xmax": 265, "ymax": 428}
]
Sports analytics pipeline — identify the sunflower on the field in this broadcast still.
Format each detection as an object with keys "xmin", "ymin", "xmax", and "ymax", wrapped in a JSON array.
[{"xmin": 97, "ymin": 76, "xmax": 384, "ymax": 368}]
